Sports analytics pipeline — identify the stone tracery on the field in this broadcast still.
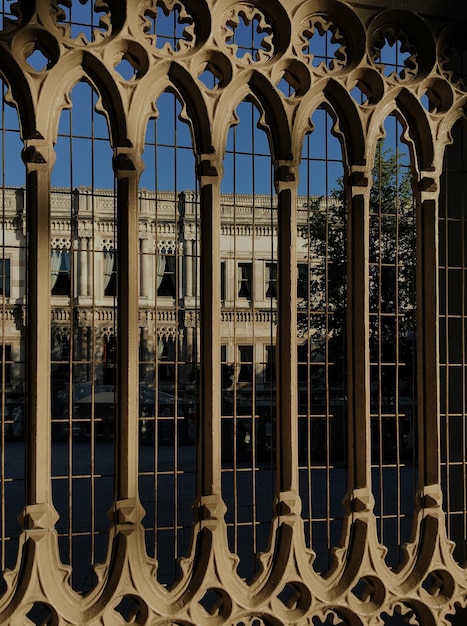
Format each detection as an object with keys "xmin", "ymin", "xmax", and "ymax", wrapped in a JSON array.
[{"xmin": 0, "ymin": 1, "xmax": 465, "ymax": 624}]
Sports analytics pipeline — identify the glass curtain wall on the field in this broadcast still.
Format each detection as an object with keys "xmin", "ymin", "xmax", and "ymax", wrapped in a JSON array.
[
  {"xmin": 51, "ymin": 80, "xmax": 115, "ymax": 593},
  {"xmin": 221, "ymin": 100, "xmax": 277, "ymax": 580},
  {"xmin": 369, "ymin": 116, "xmax": 417, "ymax": 566},
  {"xmin": 0, "ymin": 74, "xmax": 26, "ymax": 574},
  {"xmin": 298, "ymin": 107, "xmax": 347, "ymax": 573},
  {"xmin": 439, "ymin": 119, "xmax": 467, "ymax": 563},
  {"xmin": 138, "ymin": 91, "xmax": 199, "ymax": 586}
]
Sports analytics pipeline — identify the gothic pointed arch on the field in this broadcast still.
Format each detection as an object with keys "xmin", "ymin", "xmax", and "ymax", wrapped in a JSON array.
[
  {"xmin": 293, "ymin": 79, "xmax": 365, "ymax": 174},
  {"xmin": 0, "ymin": 45, "xmax": 36, "ymax": 139},
  {"xmin": 322, "ymin": 79, "xmax": 366, "ymax": 168},
  {"xmin": 248, "ymin": 70, "xmax": 292, "ymax": 162},
  {"xmin": 38, "ymin": 51, "xmax": 129, "ymax": 149},
  {"xmin": 167, "ymin": 61, "xmax": 213, "ymax": 157},
  {"xmin": 395, "ymin": 88, "xmax": 434, "ymax": 172}
]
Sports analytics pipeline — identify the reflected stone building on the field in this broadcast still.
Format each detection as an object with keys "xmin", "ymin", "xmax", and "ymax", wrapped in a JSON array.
[{"xmin": 2, "ymin": 187, "xmax": 331, "ymax": 431}]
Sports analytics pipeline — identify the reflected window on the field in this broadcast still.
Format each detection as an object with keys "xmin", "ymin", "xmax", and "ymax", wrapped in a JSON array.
[
  {"xmin": 238, "ymin": 345, "xmax": 253, "ymax": 383},
  {"xmin": 0, "ymin": 258, "xmax": 10, "ymax": 298},
  {"xmin": 0, "ymin": 344, "xmax": 11, "ymax": 385},
  {"xmin": 103, "ymin": 335, "xmax": 117, "ymax": 386},
  {"xmin": 238, "ymin": 262, "xmax": 252, "ymax": 299},
  {"xmin": 157, "ymin": 255, "xmax": 176, "ymax": 297},
  {"xmin": 158, "ymin": 336, "xmax": 175, "ymax": 381},
  {"xmin": 221, "ymin": 260, "xmax": 226, "ymax": 301},
  {"xmin": 103, "ymin": 249, "xmax": 116, "ymax": 297},
  {"xmin": 265, "ymin": 262, "xmax": 277, "ymax": 299},
  {"xmin": 297, "ymin": 263, "xmax": 308, "ymax": 299},
  {"xmin": 51, "ymin": 249, "xmax": 71, "ymax": 296},
  {"xmin": 265, "ymin": 345, "xmax": 275, "ymax": 382}
]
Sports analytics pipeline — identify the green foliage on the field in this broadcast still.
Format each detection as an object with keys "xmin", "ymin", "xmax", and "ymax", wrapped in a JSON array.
[{"xmin": 298, "ymin": 140, "xmax": 416, "ymax": 392}]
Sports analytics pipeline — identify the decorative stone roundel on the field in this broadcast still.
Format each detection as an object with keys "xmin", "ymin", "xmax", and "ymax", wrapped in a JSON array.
[
  {"xmin": 222, "ymin": 3, "xmax": 275, "ymax": 64},
  {"xmin": 143, "ymin": 0, "xmax": 198, "ymax": 56},
  {"xmin": 299, "ymin": 16, "xmax": 347, "ymax": 74},
  {"xmin": 52, "ymin": 0, "xmax": 114, "ymax": 43}
]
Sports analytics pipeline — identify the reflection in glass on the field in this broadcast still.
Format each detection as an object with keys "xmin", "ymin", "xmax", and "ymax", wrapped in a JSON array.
[
  {"xmin": 369, "ymin": 117, "xmax": 417, "ymax": 566},
  {"xmin": 51, "ymin": 82, "xmax": 115, "ymax": 592}
]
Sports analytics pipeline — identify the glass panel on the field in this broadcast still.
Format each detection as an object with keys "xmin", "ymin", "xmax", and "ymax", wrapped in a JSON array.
[
  {"xmin": 298, "ymin": 107, "xmax": 347, "ymax": 573},
  {"xmin": 139, "ymin": 91, "xmax": 199, "ymax": 586},
  {"xmin": 56, "ymin": 0, "xmax": 109, "ymax": 42},
  {"xmin": 0, "ymin": 77, "xmax": 26, "ymax": 572},
  {"xmin": 51, "ymin": 81, "xmax": 115, "ymax": 593},
  {"xmin": 439, "ymin": 119, "xmax": 467, "ymax": 564},
  {"xmin": 221, "ymin": 100, "xmax": 276, "ymax": 580},
  {"xmin": 369, "ymin": 115, "xmax": 417, "ymax": 566}
]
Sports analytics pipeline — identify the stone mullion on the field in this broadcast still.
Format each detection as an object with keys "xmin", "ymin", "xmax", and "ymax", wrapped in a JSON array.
[
  {"xmin": 3, "ymin": 142, "xmax": 77, "ymax": 620},
  {"xmin": 114, "ymin": 155, "xmax": 141, "ymax": 504},
  {"xmin": 100, "ymin": 152, "xmax": 161, "ymax": 605},
  {"xmin": 276, "ymin": 177, "xmax": 299, "ymax": 497},
  {"xmin": 198, "ymin": 160, "xmax": 222, "ymax": 498},
  {"xmin": 23, "ymin": 143, "xmax": 54, "ymax": 510},
  {"xmin": 416, "ymin": 184, "xmax": 442, "ymax": 507},
  {"xmin": 347, "ymin": 182, "xmax": 372, "ymax": 497},
  {"xmin": 188, "ymin": 156, "xmax": 239, "ymax": 599},
  {"xmin": 266, "ymin": 165, "xmax": 315, "ymax": 591}
]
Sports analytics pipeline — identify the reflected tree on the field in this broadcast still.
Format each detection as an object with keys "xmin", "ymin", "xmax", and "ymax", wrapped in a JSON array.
[{"xmin": 298, "ymin": 140, "xmax": 415, "ymax": 395}]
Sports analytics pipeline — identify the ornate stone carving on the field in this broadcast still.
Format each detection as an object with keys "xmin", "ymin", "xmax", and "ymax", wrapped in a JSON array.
[{"xmin": 0, "ymin": 1, "xmax": 466, "ymax": 624}]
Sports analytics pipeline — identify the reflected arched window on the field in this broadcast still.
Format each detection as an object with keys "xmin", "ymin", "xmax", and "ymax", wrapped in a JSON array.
[
  {"xmin": 221, "ymin": 98, "xmax": 276, "ymax": 579},
  {"xmin": 298, "ymin": 105, "xmax": 347, "ymax": 573},
  {"xmin": 369, "ymin": 114, "xmax": 417, "ymax": 566}
]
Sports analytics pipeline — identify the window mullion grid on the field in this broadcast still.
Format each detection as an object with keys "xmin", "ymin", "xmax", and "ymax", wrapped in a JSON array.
[
  {"xmin": 89, "ymin": 88, "xmax": 98, "ymax": 568},
  {"xmin": 324, "ymin": 114, "xmax": 332, "ymax": 559},
  {"xmin": 153, "ymin": 117, "xmax": 160, "ymax": 549},
  {"xmin": 304, "ymin": 136, "xmax": 313, "ymax": 542},
  {"xmin": 377, "ymin": 148, "xmax": 385, "ymax": 543},
  {"xmin": 394, "ymin": 146, "xmax": 402, "ymax": 553},
  {"xmin": 68, "ymin": 99, "xmax": 75, "ymax": 569},
  {"xmin": 0, "ymin": 80, "xmax": 11, "ymax": 571},
  {"xmin": 442, "ymin": 173, "xmax": 450, "ymax": 533},
  {"xmin": 172, "ymin": 97, "xmax": 179, "ymax": 567},
  {"xmin": 462, "ymin": 188, "xmax": 467, "ymax": 551},
  {"xmin": 230, "ymin": 125, "xmax": 239, "ymax": 555},
  {"xmin": 0, "ymin": 80, "xmax": 5, "ymax": 570},
  {"xmin": 250, "ymin": 104, "xmax": 258, "ymax": 560}
]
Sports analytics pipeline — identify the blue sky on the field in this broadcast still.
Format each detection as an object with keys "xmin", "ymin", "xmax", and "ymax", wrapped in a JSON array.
[{"xmin": 0, "ymin": 2, "xmax": 410, "ymax": 195}]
